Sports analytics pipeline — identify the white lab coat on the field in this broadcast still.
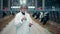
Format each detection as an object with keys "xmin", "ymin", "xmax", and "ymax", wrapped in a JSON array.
[{"xmin": 14, "ymin": 12, "xmax": 32, "ymax": 34}]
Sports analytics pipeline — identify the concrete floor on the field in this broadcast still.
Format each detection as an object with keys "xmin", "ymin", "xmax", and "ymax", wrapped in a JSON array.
[{"xmin": 0, "ymin": 18, "xmax": 52, "ymax": 34}]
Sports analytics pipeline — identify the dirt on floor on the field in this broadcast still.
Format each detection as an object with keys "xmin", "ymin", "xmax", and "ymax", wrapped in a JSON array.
[
  {"xmin": 0, "ymin": 14, "xmax": 60, "ymax": 34},
  {"xmin": 30, "ymin": 14, "xmax": 60, "ymax": 34},
  {"xmin": 0, "ymin": 15, "xmax": 15, "ymax": 32}
]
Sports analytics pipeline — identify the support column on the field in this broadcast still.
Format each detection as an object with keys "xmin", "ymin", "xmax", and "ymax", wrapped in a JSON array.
[
  {"xmin": 1, "ymin": 0, "xmax": 3, "ymax": 10},
  {"xmin": 8, "ymin": 0, "xmax": 10, "ymax": 11},
  {"xmin": 35, "ymin": 0, "xmax": 37, "ymax": 10},
  {"xmin": 42, "ymin": 0, "xmax": 45, "ymax": 11}
]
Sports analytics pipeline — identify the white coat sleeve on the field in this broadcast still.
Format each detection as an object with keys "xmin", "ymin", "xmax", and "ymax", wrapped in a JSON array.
[
  {"xmin": 28, "ymin": 14, "xmax": 33, "ymax": 24},
  {"xmin": 14, "ymin": 14, "xmax": 22, "ymax": 26}
]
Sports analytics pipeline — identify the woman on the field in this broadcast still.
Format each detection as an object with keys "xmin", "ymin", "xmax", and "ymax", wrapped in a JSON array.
[{"xmin": 14, "ymin": 5, "xmax": 33, "ymax": 34}]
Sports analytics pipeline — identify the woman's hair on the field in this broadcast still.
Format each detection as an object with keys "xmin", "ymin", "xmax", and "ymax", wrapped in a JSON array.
[{"xmin": 20, "ymin": 5, "xmax": 28, "ymax": 10}]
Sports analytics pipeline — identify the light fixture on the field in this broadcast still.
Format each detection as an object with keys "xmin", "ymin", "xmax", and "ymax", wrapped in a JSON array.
[{"xmin": 20, "ymin": 0, "xmax": 27, "ymax": 5}]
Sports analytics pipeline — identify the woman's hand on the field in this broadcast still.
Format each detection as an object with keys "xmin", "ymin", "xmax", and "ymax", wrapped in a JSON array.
[
  {"xmin": 29, "ymin": 23, "xmax": 33, "ymax": 27},
  {"xmin": 21, "ymin": 17, "xmax": 27, "ymax": 21}
]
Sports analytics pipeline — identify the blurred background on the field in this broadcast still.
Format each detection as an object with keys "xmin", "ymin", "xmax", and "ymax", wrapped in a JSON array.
[
  {"xmin": 0, "ymin": 0, "xmax": 60, "ymax": 23},
  {"xmin": 0, "ymin": 0, "xmax": 60, "ymax": 34},
  {"xmin": 0, "ymin": 0, "xmax": 60, "ymax": 17}
]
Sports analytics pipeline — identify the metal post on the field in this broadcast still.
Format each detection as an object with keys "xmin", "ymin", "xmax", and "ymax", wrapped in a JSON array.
[
  {"xmin": 42, "ymin": 0, "xmax": 45, "ymax": 11},
  {"xmin": 1, "ymin": 0, "xmax": 2, "ymax": 10},
  {"xmin": 1, "ymin": 0, "xmax": 3, "ymax": 10},
  {"xmin": 12, "ymin": 0, "xmax": 13, "ymax": 6},
  {"xmin": 8, "ymin": 0, "xmax": 12, "ymax": 15},
  {"xmin": 35, "ymin": 0, "xmax": 37, "ymax": 10},
  {"xmin": 8, "ymin": 0, "xmax": 10, "ymax": 11},
  {"xmin": 10, "ymin": 0, "xmax": 13, "ymax": 15}
]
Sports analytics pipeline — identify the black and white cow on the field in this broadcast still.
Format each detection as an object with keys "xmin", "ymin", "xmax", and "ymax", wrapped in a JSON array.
[{"xmin": 40, "ymin": 12, "xmax": 49, "ymax": 25}]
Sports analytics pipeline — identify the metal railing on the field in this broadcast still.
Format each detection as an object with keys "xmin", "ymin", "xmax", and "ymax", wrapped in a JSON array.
[{"xmin": 49, "ymin": 11, "xmax": 60, "ymax": 24}]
